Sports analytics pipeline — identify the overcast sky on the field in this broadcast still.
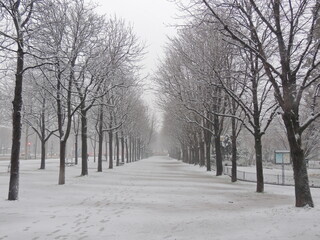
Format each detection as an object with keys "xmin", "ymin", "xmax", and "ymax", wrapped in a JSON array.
[
  {"xmin": 95, "ymin": 0, "xmax": 179, "ymax": 75},
  {"xmin": 95, "ymin": 0, "xmax": 180, "ymax": 123}
]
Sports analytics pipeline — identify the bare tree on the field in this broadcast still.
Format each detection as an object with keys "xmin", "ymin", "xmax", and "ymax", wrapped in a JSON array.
[
  {"xmin": 92, "ymin": 16, "xmax": 144, "ymax": 171},
  {"xmin": 72, "ymin": 113, "xmax": 80, "ymax": 165},
  {"xmin": 156, "ymin": 24, "xmax": 232, "ymax": 175},
  {"xmin": 35, "ymin": 0, "xmax": 98, "ymax": 184},
  {"xmin": 23, "ymin": 70, "xmax": 58, "ymax": 169},
  {"xmin": 191, "ymin": 0, "xmax": 320, "ymax": 207},
  {"xmin": 70, "ymin": 7, "xmax": 105, "ymax": 176},
  {"xmin": 0, "ymin": 0, "xmax": 38, "ymax": 200}
]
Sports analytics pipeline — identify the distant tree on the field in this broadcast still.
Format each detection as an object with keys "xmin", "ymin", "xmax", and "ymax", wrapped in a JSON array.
[
  {"xmin": 23, "ymin": 70, "xmax": 58, "ymax": 169},
  {"xmin": 156, "ymin": 25, "xmax": 231, "ymax": 175},
  {"xmin": 93, "ymin": 16, "xmax": 144, "ymax": 171},
  {"xmin": 72, "ymin": 114, "xmax": 80, "ymax": 165}
]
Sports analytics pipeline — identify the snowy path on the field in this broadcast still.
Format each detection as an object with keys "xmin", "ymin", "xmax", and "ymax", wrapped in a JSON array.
[{"xmin": 0, "ymin": 156, "xmax": 320, "ymax": 240}]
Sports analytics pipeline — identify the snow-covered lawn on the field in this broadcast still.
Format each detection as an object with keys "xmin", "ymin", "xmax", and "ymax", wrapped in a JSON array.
[
  {"xmin": 0, "ymin": 156, "xmax": 319, "ymax": 240},
  {"xmin": 232, "ymin": 165, "xmax": 320, "ymax": 186}
]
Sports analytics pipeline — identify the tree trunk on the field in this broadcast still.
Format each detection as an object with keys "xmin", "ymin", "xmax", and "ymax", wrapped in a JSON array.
[
  {"xmin": 134, "ymin": 138, "xmax": 137, "ymax": 161},
  {"xmin": 136, "ymin": 138, "xmax": 139, "ymax": 160},
  {"xmin": 231, "ymin": 117, "xmax": 237, "ymax": 182},
  {"xmin": 131, "ymin": 138, "xmax": 134, "ymax": 162},
  {"xmin": 195, "ymin": 146, "xmax": 200, "ymax": 165},
  {"xmin": 114, "ymin": 141, "xmax": 116, "ymax": 161},
  {"xmin": 125, "ymin": 138, "xmax": 129, "ymax": 163},
  {"xmin": 121, "ymin": 134, "xmax": 125, "ymax": 163},
  {"xmin": 182, "ymin": 145, "xmax": 186, "ymax": 163},
  {"xmin": 200, "ymin": 141, "xmax": 205, "ymax": 166},
  {"xmin": 129, "ymin": 136, "xmax": 132, "ymax": 162},
  {"xmin": 292, "ymin": 147, "xmax": 313, "ymax": 207},
  {"xmin": 93, "ymin": 134, "xmax": 96, "ymax": 163},
  {"xmin": 105, "ymin": 132, "xmax": 108, "ymax": 163},
  {"xmin": 40, "ymin": 140, "xmax": 46, "ymax": 170},
  {"xmin": 40, "ymin": 102, "xmax": 46, "ymax": 169},
  {"xmin": 214, "ymin": 115, "xmax": 223, "ymax": 176},
  {"xmin": 138, "ymin": 138, "xmax": 141, "ymax": 160},
  {"xmin": 109, "ymin": 130, "xmax": 113, "ymax": 169},
  {"xmin": 133, "ymin": 138, "xmax": 136, "ymax": 162},
  {"xmin": 191, "ymin": 147, "xmax": 195, "ymax": 164},
  {"xmin": 283, "ymin": 113, "xmax": 313, "ymax": 207},
  {"xmin": 8, "ymin": 42, "xmax": 24, "ymax": 200},
  {"xmin": 97, "ymin": 133, "xmax": 103, "ymax": 172},
  {"xmin": 193, "ymin": 134, "xmax": 198, "ymax": 165},
  {"xmin": 97, "ymin": 106, "xmax": 103, "ymax": 172},
  {"xmin": 81, "ymin": 109, "xmax": 88, "ymax": 176},
  {"xmin": 205, "ymin": 140, "xmax": 211, "ymax": 171},
  {"xmin": 58, "ymin": 140, "xmax": 66, "ymax": 185},
  {"xmin": 73, "ymin": 115, "xmax": 80, "ymax": 166},
  {"xmin": 204, "ymin": 117, "xmax": 212, "ymax": 171},
  {"xmin": 73, "ymin": 114, "xmax": 80, "ymax": 165},
  {"xmin": 248, "ymin": 51, "xmax": 264, "ymax": 192},
  {"xmin": 116, "ymin": 132, "xmax": 120, "ymax": 166},
  {"xmin": 255, "ymin": 133, "xmax": 264, "ymax": 192},
  {"xmin": 74, "ymin": 133, "xmax": 78, "ymax": 165}
]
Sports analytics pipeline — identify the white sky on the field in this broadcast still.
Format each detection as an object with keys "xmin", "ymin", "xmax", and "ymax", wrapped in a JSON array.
[
  {"xmin": 96, "ymin": 0, "xmax": 178, "ymax": 70},
  {"xmin": 94, "ymin": 0, "xmax": 180, "ymax": 124}
]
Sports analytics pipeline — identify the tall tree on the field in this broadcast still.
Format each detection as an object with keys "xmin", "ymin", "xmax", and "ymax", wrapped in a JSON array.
[
  {"xmin": 0, "ymin": 0, "xmax": 37, "ymax": 200},
  {"xmin": 36, "ymin": 0, "xmax": 93, "ymax": 184},
  {"xmin": 195, "ymin": 0, "xmax": 320, "ymax": 207}
]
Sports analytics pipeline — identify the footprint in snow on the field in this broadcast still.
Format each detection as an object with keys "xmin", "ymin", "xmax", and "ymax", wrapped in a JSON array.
[
  {"xmin": 46, "ymin": 229, "xmax": 61, "ymax": 237},
  {"xmin": 23, "ymin": 227, "xmax": 30, "ymax": 232},
  {"xmin": 78, "ymin": 235, "xmax": 89, "ymax": 240}
]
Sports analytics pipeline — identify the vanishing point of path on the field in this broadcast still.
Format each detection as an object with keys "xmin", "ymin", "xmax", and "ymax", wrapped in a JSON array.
[{"xmin": 0, "ymin": 156, "xmax": 320, "ymax": 240}]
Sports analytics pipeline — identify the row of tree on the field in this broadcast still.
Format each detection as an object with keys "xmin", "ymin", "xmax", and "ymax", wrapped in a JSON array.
[
  {"xmin": 0, "ymin": 0, "xmax": 154, "ymax": 201},
  {"xmin": 156, "ymin": 0, "xmax": 320, "ymax": 207}
]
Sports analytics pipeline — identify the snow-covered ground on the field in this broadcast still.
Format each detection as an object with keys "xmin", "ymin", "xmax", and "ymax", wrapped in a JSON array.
[{"xmin": 0, "ymin": 156, "xmax": 320, "ymax": 240}]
